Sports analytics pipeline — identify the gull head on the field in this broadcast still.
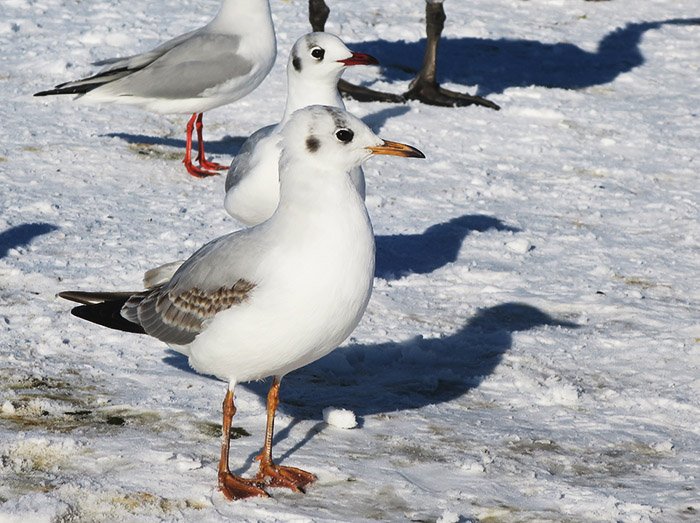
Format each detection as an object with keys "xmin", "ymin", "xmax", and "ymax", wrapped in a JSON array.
[
  {"xmin": 288, "ymin": 32, "xmax": 378, "ymax": 83},
  {"xmin": 280, "ymin": 105, "xmax": 424, "ymax": 178}
]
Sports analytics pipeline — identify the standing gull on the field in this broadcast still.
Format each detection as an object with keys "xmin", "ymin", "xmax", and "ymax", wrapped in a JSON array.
[
  {"xmin": 224, "ymin": 32, "xmax": 378, "ymax": 226},
  {"xmin": 59, "ymin": 105, "xmax": 425, "ymax": 500},
  {"xmin": 34, "ymin": 0, "xmax": 277, "ymax": 178}
]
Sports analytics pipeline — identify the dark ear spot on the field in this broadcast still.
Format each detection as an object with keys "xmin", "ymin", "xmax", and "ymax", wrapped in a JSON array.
[
  {"xmin": 292, "ymin": 54, "xmax": 302, "ymax": 72},
  {"xmin": 306, "ymin": 136, "xmax": 320, "ymax": 153}
]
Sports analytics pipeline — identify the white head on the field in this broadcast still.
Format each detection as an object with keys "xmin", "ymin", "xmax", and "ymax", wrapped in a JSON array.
[
  {"xmin": 280, "ymin": 33, "xmax": 378, "ymax": 122},
  {"xmin": 279, "ymin": 105, "xmax": 424, "ymax": 187},
  {"xmin": 287, "ymin": 32, "xmax": 378, "ymax": 84}
]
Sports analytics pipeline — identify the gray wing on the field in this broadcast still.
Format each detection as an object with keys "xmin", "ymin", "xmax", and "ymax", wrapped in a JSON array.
[
  {"xmin": 49, "ymin": 29, "xmax": 202, "ymax": 93},
  {"xmin": 123, "ymin": 231, "xmax": 260, "ymax": 345},
  {"xmin": 225, "ymin": 124, "xmax": 277, "ymax": 192},
  {"xmin": 93, "ymin": 29, "xmax": 200, "ymax": 72},
  {"xmin": 99, "ymin": 33, "xmax": 251, "ymax": 99}
]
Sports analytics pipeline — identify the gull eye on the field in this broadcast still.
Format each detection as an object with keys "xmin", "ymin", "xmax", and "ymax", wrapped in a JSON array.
[
  {"xmin": 335, "ymin": 128, "xmax": 354, "ymax": 143},
  {"xmin": 310, "ymin": 47, "xmax": 325, "ymax": 60}
]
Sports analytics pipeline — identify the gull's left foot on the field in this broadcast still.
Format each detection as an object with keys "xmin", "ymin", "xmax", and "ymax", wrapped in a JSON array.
[
  {"xmin": 257, "ymin": 462, "xmax": 317, "ymax": 492},
  {"xmin": 197, "ymin": 157, "xmax": 229, "ymax": 171},
  {"xmin": 404, "ymin": 83, "xmax": 500, "ymax": 110}
]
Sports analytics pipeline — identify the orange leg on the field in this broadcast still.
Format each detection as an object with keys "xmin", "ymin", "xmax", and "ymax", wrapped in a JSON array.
[
  {"xmin": 182, "ymin": 113, "xmax": 220, "ymax": 178},
  {"xmin": 195, "ymin": 113, "xmax": 228, "ymax": 171},
  {"xmin": 217, "ymin": 387, "xmax": 269, "ymax": 500},
  {"xmin": 254, "ymin": 376, "xmax": 317, "ymax": 492}
]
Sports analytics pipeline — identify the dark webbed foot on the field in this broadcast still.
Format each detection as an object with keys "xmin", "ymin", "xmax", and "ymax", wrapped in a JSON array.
[{"xmin": 404, "ymin": 82, "xmax": 500, "ymax": 109}]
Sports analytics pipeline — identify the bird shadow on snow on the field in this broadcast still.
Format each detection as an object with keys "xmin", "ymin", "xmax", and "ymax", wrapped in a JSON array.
[
  {"xmin": 375, "ymin": 213, "xmax": 519, "ymax": 280},
  {"xmin": 0, "ymin": 223, "xmax": 59, "ymax": 259},
  {"xmin": 104, "ymin": 132, "xmax": 248, "ymax": 158},
  {"xmin": 346, "ymin": 18, "xmax": 700, "ymax": 97},
  {"xmin": 251, "ymin": 302, "xmax": 579, "ymax": 463}
]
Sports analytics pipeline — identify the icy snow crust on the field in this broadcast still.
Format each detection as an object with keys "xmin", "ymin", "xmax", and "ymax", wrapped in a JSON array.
[{"xmin": 1, "ymin": 0, "xmax": 699, "ymax": 521}]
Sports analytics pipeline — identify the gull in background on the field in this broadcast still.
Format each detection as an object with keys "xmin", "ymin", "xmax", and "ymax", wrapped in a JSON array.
[
  {"xmin": 59, "ymin": 105, "xmax": 425, "ymax": 500},
  {"xmin": 34, "ymin": 0, "xmax": 277, "ymax": 178},
  {"xmin": 224, "ymin": 32, "xmax": 378, "ymax": 226}
]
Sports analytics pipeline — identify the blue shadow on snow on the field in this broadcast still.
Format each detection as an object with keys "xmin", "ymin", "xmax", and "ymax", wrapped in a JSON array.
[
  {"xmin": 375, "ymin": 214, "xmax": 519, "ymax": 280},
  {"xmin": 346, "ymin": 18, "xmax": 700, "ymax": 97},
  {"xmin": 0, "ymin": 223, "xmax": 59, "ymax": 259},
  {"xmin": 104, "ymin": 132, "xmax": 247, "ymax": 157}
]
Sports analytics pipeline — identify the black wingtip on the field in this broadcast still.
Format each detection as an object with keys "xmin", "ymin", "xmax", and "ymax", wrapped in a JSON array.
[
  {"xmin": 70, "ymin": 302, "xmax": 146, "ymax": 334},
  {"xmin": 34, "ymin": 86, "xmax": 89, "ymax": 97},
  {"xmin": 59, "ymin": 291, "xmax": 146, "ymax": 334}
]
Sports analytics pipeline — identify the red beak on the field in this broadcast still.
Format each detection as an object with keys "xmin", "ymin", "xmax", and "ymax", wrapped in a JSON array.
[{"xmin": 338, "ymin": 52, "xmax": 379, "ymax": 66}]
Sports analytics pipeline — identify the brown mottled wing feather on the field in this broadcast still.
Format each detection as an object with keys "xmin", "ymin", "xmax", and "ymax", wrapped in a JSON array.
[{"xmin": 130, "ymin": 280, "xmax": 255, "ymax": 346}]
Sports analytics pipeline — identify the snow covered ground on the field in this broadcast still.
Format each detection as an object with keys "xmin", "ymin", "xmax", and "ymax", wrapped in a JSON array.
[{"xmin": 1, "ymin": 0, "xmax": 699, "ymax": 521}]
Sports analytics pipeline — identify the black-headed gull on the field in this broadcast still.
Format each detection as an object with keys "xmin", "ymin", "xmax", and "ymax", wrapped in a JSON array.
[
  {"xmin": 59, "ymin": 105, "xmax": 424, "ymax": 500},
  {"xmin": 34, "ymin": 0, "xmax": 277, "ymax": 177},
  {"xmin": 308, "ymin": 0, "xmax": 500, "ymax": 109},
  {"xmin": 224, "ymin": 32, "xmax": 378, "ymax": 226}
]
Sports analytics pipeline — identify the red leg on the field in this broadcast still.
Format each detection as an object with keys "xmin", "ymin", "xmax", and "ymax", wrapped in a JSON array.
[
  {"xmin": 182, "ymin": 113, "xmax": 220, "ymax": 177},
  {"xmin": 195, "ymin": 113, "xmax": 228, "ymax": 171},
  {"xmin": 254, "ymin": 377, "xmax": 317, "ymax": 492},
  {"xmin": 217, "ymin": 387, "xmax": 269, "ymax": 500}
]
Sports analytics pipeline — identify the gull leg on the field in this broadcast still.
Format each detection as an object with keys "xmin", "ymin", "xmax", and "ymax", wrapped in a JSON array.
[
  {"xmin": 217, "ymin": 386, "xmax": 269, "ymax": 500},
  {"xmin": 308, "ymin": 0, "xmax": 330, "ymax": 32},
  {"xmin": 307, "ymin": 0, "xmax": 499, "ymax": 109},
  {"xmin": 183, "ymin": 113, "xmax": 220, "ymax": 177},
  {"xmin": 403, "ymin": 2, "xmax": 500, "ymax": 109},
  {"xmin": 195, "ymin": 113, "xmax": 228, "ymax": 171},
  {"xmin": 255, "ymin": 376, "xmax": 317, "ymax": 491}
]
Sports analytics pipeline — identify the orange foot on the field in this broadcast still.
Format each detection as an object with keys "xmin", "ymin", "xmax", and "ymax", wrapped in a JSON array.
[
  {"xmin": 257, "ymin": 462, "xmax": 317, "ymax": 493},
  {"xmin": 197, "ymin": 158, "xmax": 229, "ymax": 171},
  {"xmin": 218, "ymin": 471, "xmax": 269, "ymax": 500},
  {"xmin": 183, "ymin": 159, "xmax": 221, "ymax": 178}
]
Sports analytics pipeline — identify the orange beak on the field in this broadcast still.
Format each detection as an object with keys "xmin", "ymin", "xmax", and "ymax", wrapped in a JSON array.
[{"xmin": 367, "ymin": 140, "xmax": 425, "ymax": 158}]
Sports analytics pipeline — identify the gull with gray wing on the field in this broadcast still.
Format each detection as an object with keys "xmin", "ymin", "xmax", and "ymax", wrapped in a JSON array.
[
  {"xmin": 60, "ymin": 105, "xmax": 424, "ymax": 500},
  {"xmin": 35, "ymin": 0, "xmax": 277, "ymax": 177}
]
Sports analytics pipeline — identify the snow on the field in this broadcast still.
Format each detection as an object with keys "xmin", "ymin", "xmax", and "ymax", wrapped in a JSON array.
[
  {"xmin": 322, "ymin": 407, "xmax": 357, "ymax": 430},
  {"xmin": 1, "ymin": 0, "xmax": 699, "ymax": 521}
]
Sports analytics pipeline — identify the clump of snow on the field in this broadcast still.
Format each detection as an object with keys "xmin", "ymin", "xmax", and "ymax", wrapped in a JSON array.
[
  {"xmin": 436, "ymin": 510, "xmax": 460, "ymax": 523},
  {"xmin": 505, "ymin": 237, "xmax": 531, "ymax": 254},
  {"xmin": 322, "ymin": 407, "xmax": 357, "ymax": 429}
]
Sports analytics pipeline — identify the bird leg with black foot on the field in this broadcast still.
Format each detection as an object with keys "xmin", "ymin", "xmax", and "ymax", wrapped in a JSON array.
[
  {"xmin": 218, "ymin": 387, "xmax": 269, "ymax": 500},
  {"xmin": 255, "ymin": 376, "xmax": 317, "ymax": 491},
  {"xmin": 403, "ymin": 1, "xmax": 500, "ymax": 109},
  {"xmin": 308, "ymin": 0, "xmax": 499, "ymax": 109}
]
